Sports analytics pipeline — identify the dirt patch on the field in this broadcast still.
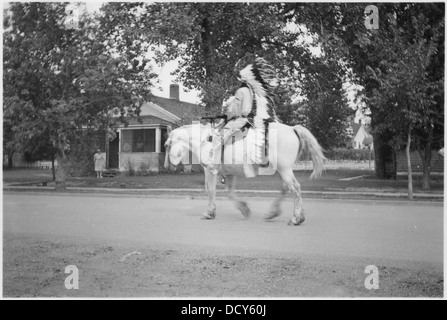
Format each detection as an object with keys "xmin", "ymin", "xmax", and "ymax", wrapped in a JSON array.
[{"xmin": 3, "ymin": 234, "xmax": 443, "ymax": 298}]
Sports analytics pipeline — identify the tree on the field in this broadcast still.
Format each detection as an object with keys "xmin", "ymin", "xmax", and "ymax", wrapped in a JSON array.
[
  {"xmin": 101, "ymin": 3, "xmax": 295, "ymax": 109},
  {"xmin": 297, "ymin": 57, "xmax": 353, "ymax": 150},
  {"xmin": 282, "ymin": 3, "xmax": 391, "ymax": 176},
  {"xmin": 102, "ymin": 2, "xmax": 351, "ymax": 147},
  {"xmin": 3, "ymin": 2, "xmax": 155, "ymax": 188},
  {"xmin": 364, "ymin": 13, "xmax": 444, "ymax": 195},
  {"xmin": 285, "ymin": 3, "xmax": 444, "ymax": 184}
]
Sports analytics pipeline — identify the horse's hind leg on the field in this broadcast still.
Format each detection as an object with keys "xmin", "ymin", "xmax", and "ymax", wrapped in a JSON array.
[
  {"xmin": 226, "ymin": 175, "xmax": 251, "ymax": 219},
  {"xmin": 289, "ymin": 175, "xmax": 305, "ymax": 226},
  {"xmin": 265, "ymin": 182, "xmax": 288, "ymax": 220},
  {"xmin": 278, "ymin": 170, "xmax": 305, "ymax": 226}
]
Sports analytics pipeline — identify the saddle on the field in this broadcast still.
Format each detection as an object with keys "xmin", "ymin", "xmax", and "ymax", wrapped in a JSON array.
[
  {"xmin": 223, "ymin": 119, "xmax": 271, "ymax": 168},
  {"xmin": 200, "ymin": 119, "xmax": 273, "ymax": 178}
]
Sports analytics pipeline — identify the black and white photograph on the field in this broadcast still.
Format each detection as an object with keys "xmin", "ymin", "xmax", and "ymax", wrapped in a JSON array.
[{"xmin": 1, "ymin": 1, "xmax": 445, "ymax": 303}]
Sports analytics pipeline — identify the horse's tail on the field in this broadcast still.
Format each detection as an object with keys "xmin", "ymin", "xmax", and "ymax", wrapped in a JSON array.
[{"xmin": 293, "ymin": 125, "xmax": 326, "ymax": 179}]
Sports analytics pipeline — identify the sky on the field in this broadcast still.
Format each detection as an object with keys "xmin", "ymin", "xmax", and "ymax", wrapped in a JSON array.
[{"xmin": 150, "ymin": 59, "xmax": 202, "ymax": 105}]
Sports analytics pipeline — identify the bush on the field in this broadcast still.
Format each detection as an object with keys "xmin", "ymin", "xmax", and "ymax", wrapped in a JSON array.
[
  {"xmin": 66, "ymin": 158, "xmax": 93, "ymax": 177},
  {"xmin": 124, "ymin": 158, "xmax": 135, "ymax": 176},
  {"xmin": 325, "ymin": 148, "xmax": 374, "ymax": 161},
  {"xmin": 65, "ymin": 130, "xmax": 102, "ymax": 177},
  {"xmin": 137, "ymin": 162, "xmax": 151, "ymax": 176}
]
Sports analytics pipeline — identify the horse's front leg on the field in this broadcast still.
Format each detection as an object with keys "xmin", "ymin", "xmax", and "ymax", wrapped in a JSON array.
[
  {"xmin": 202, "ymin": 168, "xmax": 217, "ymax": 220},
  {"xmin": 226, "ymin": 175, "xmax": 251, "ymax": 219}
]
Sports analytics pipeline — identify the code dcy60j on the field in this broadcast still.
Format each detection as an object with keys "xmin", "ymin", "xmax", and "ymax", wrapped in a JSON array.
[{"xmin": 226, "ymin": 305, "xmax": 266, "ymax": 317}]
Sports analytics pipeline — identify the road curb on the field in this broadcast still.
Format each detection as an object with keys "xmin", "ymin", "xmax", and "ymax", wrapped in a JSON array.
[{"xmin": 3, "ymin": 185, "xmax": 444, "ymax": 201}]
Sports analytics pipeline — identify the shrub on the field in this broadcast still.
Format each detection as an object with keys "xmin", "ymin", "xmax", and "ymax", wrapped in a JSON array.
[
  {"xmin": 137, "ymin": 162, "xmax": 150, "ymax": 176},
  {"xmin": 65, "ymin": 130, "xmax": 101, "ymax": 177},
  {"xmin": 325, "ymin": 148, "xmax": 374, "ymax": 161},
  {"xmin": 124, "ymin": 158, "xmax": 135, "ymax": 176}
]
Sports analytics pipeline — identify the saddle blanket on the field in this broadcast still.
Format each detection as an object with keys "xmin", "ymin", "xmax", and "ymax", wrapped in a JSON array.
[{"xmin": 201, "ymin": 125, "xmax": 277, "ymax": 177}]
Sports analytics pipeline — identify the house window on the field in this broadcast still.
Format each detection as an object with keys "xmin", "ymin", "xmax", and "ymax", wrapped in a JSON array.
[{"xmin": 121, "ymin": 129, "xmax": 156, "ymax": 152}]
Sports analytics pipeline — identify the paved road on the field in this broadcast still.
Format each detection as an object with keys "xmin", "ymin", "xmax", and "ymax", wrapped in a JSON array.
[{"xmin": 3, "ymin": 192, "xmax": 443, "ymax": 264}]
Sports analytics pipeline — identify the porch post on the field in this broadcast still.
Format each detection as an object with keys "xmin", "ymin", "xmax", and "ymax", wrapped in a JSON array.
[{"xmin": 155, "ymin": 127, "xmax": 161, "ymax": 153}]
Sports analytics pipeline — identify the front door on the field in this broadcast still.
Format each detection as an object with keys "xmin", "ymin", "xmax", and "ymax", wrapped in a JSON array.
[{"xmin": 108, "ymin": 132, "xmax": 119, "ymax": 169}]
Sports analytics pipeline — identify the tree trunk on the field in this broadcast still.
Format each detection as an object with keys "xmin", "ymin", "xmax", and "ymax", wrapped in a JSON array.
[
  {"xmin": 419, "ymin": 145, "xmax": 432, "ymax": 191},
  {"xmin": 422, "ymin": 162, "xmax": 431, "ymax": 190},
  {"xmin": 55, "ymin": 150, "xmax": 67, "ymax": 191},
  {"xmin": 105, "ymin": 133, "xmax": 108, "ymax": 170},
  {"xmin": 406, "ymin": 129, "xmax": 413, "ymax": 200},
  {"xmin": 7, "ymin": 151, "xmax": 14, "ymax": 169},
  {"xmin": 201, "ymin": 16, "xmax": 213, "ymax": 80},
  {"xmin": 419, "ymin": 125, "xmax": 433, "ymax": 191},
  {"xmin": 51, "ymin": 154, "xmax": 56, "ymax": 181},
  {"xmin": 201, "ymin": 15, "xmax": 215, "ymax": 111},
  {"xmin": 373, "ymin": 133, "xmax": 394, "ymax": 179}
]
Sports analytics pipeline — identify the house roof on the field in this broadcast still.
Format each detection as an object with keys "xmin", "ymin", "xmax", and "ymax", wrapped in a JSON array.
[
  {"xmin": 148, "ymin": 95, "xmax": 203, "ymax": 119},
  {"xmin": 139, "ymin": 101, "xmax": 181, "ymax": 123},
  {"xmin": 124, "ymin": 115, "xmax": 175, "ymax": 127},
  {"xmin": 116, "ymin": 94, "xmax": 202, "ymax": 126}
]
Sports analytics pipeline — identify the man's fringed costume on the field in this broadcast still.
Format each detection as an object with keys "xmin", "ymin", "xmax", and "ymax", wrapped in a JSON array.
[{"xmin": 202, "ymin": 56, "xmax": 280, "ymax": 178}]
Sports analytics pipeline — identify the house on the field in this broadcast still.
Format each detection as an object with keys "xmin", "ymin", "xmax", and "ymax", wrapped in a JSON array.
[
  {"xmin": 7, "ymin": 84, "xmax": 203, "ymax": 172},
  {"xmin": 349, "ymin": 120, "xmax": 374, "ymax": 149},
  {"xmin": 104, "ymin": 84, "xmax": 202, "ymax": 173}
]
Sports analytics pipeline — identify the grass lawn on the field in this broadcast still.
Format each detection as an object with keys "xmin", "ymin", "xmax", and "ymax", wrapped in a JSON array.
[{"xmin": 3, "ymin": 168, "xmax": 443, "ymax": 193}]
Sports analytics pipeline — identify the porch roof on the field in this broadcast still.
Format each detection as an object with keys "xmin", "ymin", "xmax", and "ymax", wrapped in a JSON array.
[{"xmin": 139, "ymin": 102, "xmax": 181, "ymax": 123}]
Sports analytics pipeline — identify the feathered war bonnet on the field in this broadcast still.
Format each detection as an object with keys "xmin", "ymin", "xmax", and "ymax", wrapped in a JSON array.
[
  {"xmin": 235, "ymin": 56, "xmax": 278, "ymax": 101},
  {"xmin": 233, "ymin": 56, "xmax": 279, "ymax": 120}
]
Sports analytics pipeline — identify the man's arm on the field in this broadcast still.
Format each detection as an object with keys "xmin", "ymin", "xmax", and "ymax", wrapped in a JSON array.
[{"xmin": 235, "ymin": 87, "xmax": 252, "ymax": 116}]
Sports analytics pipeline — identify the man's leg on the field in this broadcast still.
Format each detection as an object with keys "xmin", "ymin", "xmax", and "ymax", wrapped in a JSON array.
[{"xmin": 205, "ymin": 119, "xmax": 248, "ymax": 174}]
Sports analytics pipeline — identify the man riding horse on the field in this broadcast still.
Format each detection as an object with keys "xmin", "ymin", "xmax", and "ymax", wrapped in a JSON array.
[{"xmin": 202, "ymin": 55, "xmax": 279, "ymax": 177}]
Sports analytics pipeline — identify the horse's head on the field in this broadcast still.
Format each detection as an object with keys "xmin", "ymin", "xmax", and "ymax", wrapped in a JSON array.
[
  {"xmin": 164, "ymin": 123, "xmax": 215, "ymax": 170},
  {"xmin": 164, "ymin": 128, "xmax": 188, "ymax": 169}
]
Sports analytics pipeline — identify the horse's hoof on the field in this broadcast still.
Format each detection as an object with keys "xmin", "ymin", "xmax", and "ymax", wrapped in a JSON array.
[
  {"xmin": 201, "ymin": 211, "xmax": 216, "ymax": 220},
  {"xmin": 287, "ymin": 214, "xmax": 304, "ymax": 226},
  {"xmin": 238, "ymin": 202, "xmax": 251, "ymax": 219},
  {"xmin": 287, "ymin": 219, "xmax": 299, "ymax": 226},
  {"xmin": 265, "ymin": 209, "xmax": 281, "ymax": 220}
]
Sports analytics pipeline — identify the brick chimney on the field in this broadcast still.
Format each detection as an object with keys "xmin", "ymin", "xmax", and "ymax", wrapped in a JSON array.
[{"xmin": 169, "ymin": 83, "xmax": 180, "ymax": 100}]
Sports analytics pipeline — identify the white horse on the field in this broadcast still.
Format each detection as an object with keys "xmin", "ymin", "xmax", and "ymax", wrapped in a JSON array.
[{"xmin": 164, "ymin": 121, "xmax": 325, "ymax": 226}]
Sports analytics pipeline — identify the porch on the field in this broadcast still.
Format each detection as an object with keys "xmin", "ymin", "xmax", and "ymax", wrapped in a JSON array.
[{"xmin": 105, "ymin": 125, "xmax": 170, "ymax": 173}]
